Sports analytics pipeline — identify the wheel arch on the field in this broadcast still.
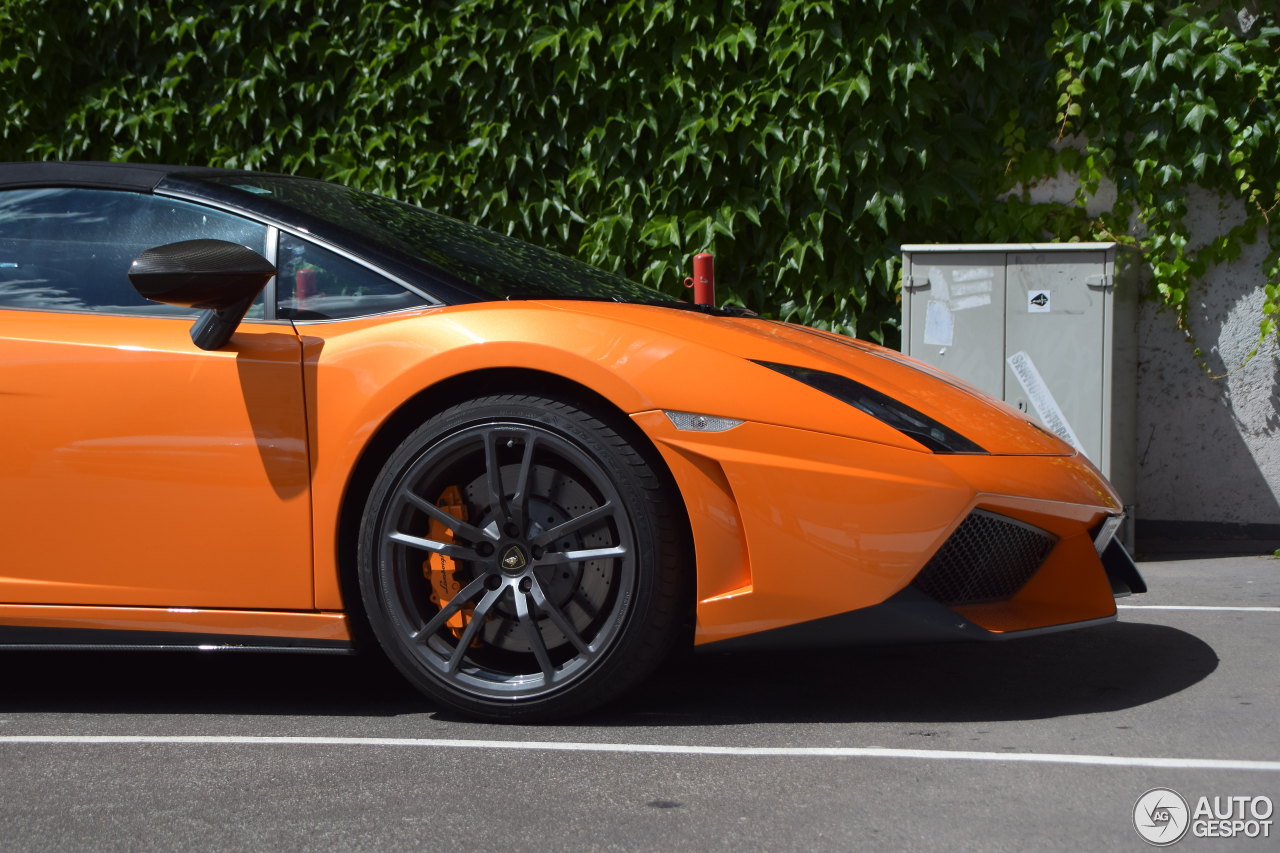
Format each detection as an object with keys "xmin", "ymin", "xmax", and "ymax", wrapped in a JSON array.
[{"xmin": 334, "ymin": 367, "xmax": 695, "ymax": 650}]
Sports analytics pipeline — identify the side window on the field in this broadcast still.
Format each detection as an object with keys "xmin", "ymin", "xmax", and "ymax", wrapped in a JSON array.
[
  {"xmin": 277, "ymin": 232, "xmax": 428, "ymax": 320},
  {"xmin": 0, "ymin": 188, "xmax": 267, "ymax": 316}
]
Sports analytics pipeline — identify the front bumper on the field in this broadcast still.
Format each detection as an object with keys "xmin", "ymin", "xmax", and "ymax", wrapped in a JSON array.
[
  {"xmin": 706, "ymin": 539, "xmax": 1143, "ymax": 651},
  {"xmin": 633, "ymin": 413, "xmax": 1137, "ymax": 647}
]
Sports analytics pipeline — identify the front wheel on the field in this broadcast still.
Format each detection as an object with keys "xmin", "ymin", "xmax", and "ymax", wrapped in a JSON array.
[{"xmin": 357, "ymin": 394, "xmax": 687, "ymax": 721}]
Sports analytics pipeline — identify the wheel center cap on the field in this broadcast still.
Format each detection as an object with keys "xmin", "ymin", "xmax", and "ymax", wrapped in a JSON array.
[{"xmin": 499, "ymin": 544, "xmax": 528, "ymax": 573}]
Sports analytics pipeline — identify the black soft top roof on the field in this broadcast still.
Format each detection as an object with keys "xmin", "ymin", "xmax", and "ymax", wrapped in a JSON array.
[{"xmin": 0, "ymin": 161, "xmax": 264, "ymax": 192}]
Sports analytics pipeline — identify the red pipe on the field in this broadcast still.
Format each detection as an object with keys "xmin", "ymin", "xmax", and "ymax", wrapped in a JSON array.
[{"xmin": 684, "ymin": 252, "xmax": 715, "ymax": 306}]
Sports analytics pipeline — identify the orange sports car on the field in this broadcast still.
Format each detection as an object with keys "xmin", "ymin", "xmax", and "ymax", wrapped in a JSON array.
[{"xmin": 0, "ymin": 162, "xmax": 1144, "ymax": 720}]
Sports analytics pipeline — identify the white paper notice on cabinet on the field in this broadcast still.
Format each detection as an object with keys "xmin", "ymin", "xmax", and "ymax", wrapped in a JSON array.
[
  {"xmin": 923, "ymin": 267, "xmax": 954, "ymax": 347},
  {"xmin": 1006, "ymin": 350, "xmax": 1084, "ymax": 453},
  {"xmin": 923, "ymin": 300, "xmax": 954, "ymax": 347}
]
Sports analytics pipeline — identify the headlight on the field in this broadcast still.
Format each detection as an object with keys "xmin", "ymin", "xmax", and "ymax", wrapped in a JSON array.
[{"xmin": 754, "ymin": 361, "xmax": 986, "ymax": 454}]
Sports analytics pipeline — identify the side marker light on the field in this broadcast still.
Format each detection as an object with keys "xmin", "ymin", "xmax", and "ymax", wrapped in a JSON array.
[{"xmin": 663, "ymin": 411, "xmax": 744, "ymax": 433}]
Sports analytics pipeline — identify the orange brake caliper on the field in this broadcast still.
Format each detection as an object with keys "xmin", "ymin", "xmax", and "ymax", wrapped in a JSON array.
[{"xmin": 423, "ymin": 485, "xmax": 476, "ymax": 641}]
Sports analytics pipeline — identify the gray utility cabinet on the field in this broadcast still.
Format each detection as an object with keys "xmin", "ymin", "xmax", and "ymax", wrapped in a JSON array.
[{"xmin": 900, "ymin": 243, "xmax": 1139, "ymax": 525}]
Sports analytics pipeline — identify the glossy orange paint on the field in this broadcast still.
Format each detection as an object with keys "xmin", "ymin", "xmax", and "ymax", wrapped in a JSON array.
[
  {"xmin": 290, "ymin": 299, "xmax": 1120, "ymax": 644},
  {"xmin": 3, "ymin": 293, "xmax": 1123, "ymax": 648},
  {"xmin": 633, "ymin": 412, "xmax": 1120, "ymax": 644},
  {"xmin": 953, "ymin": 532, "xmax": 1115, "ymax": 634},
  {"xmin": 294, "ymin": 300, "xmax": 941, "ymax": 609},
  {"xmin": 0, "ymin": 309, "xmax": 313, "ymax": 609}
]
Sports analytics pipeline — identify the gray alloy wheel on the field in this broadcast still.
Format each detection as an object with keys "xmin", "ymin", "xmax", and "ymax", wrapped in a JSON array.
[{"xmin": 357, "ymin": 394, "xmax": 686, "ymax": 721}]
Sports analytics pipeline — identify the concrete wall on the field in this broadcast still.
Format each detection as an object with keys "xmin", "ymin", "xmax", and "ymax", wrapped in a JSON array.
[{"xmin": 1022, "ymin": 181, "xmax": 1279, "ymax": 553}]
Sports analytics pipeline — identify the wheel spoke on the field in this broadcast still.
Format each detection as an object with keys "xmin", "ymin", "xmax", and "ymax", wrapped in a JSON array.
[
  {"xmin": 529, "ymin": 578, "xmax": 591, "ymax": 656},
  {"xmin": 530, "ymin": 502, "xmax": 617, "ymax": 547},
  {"xmin": 400, "ymin": 490, "xmax": 490, "ymax": 543},
  {"xmin": 482, "ymin": 429, "xmax": 507, "ymax": 523},
  {"xmin": 411, "ymin": 574, "xmax": 488, "ymax": 641},
  {"xmin": 536, "ymin": 545, "xmax": 627, "ymax": 566},
  {"xmin": 514, "ymin": 589, "xmax": 555, "ymax": 680},
  {"xmin": 388, "ymin": 530, "xmax": 480, "ymax": 561},
  {"xmin": 446, "ymin": 586, "xmax": 503, "ymax": 672},
  {"xmin": 508, "ymin": 433, "xmax": 538, "ymax": 532}
]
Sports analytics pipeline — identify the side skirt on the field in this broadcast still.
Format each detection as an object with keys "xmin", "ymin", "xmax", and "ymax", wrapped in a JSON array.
[
  {"xmin": 0, "ymin": 604, "xmax": 354, "ymax": 654},
  {"xmin": 0, "ymin": 625, "xmax": 355, "ymax": 654}
]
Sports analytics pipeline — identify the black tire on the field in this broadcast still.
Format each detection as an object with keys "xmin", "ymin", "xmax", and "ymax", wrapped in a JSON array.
[{"xmin": 356, "ymin": 394, "xmax": 687, "ymax": 721}]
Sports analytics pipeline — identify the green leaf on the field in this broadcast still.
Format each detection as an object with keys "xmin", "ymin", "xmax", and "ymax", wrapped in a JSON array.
[
  {"xmin": 1185, "ymin": 103, "xmax": 1208, "ymax": 133},
  {"xmin": 852, "ymin": 71, "xmax": 871, "ymax": 103},
  {"xmin": 528, "ymin": 26, "xmax": 563, "ymax": 60}
]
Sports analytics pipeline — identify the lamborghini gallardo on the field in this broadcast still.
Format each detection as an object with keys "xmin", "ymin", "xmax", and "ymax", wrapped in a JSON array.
[{"xmin": 0, "ymin": 162, "xmax": 1144, "ymax": 720}]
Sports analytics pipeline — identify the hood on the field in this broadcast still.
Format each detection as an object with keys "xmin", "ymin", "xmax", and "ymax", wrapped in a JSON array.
[{"xmin": 536, "ymin": 301, "xmax": 1074, "ymax": 456}]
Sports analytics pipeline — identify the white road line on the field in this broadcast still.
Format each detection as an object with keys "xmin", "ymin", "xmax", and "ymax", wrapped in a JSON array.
[
  {"xmin": 1118, "ymin": 605, "xmax": 1280, "ymax": 613},
  {"xmin": 1, "ymin": 735, "xmax": 1278, "ymax": 772}
]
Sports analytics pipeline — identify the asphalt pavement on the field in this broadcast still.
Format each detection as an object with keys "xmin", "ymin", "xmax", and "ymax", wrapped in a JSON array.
[{"xmin": 1, "ymin": 554, "xmax": 1277, "ymax": 851}]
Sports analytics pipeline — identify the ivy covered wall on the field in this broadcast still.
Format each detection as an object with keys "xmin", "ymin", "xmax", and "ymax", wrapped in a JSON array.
[
  {"xmin": 4, "ymin": 0, "xmax": 1274, "ymax": 349},
  {"xmin": 2, "ymin": 0, "xmax": 1278, "ymax": 538}
]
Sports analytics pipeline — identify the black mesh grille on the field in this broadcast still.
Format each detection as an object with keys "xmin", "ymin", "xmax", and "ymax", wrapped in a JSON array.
[{"xmin": 911, "ymin": 510, "xmax": 1057, "ymax": 606}]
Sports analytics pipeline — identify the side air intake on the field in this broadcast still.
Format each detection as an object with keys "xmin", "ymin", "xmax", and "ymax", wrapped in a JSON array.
[{"xmin": 911, "ymin": 510, "xmax": 1057, "ymax": 606}]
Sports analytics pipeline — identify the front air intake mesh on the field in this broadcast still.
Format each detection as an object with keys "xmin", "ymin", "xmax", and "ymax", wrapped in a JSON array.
[{"xmin": 911, "ymin": 510, "xmax": 1057, "ymax": 606}]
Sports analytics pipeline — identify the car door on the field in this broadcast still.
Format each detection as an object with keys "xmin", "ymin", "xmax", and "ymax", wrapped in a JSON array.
[{"xmin": 0, "ymin": 187, "xmax": 314, "ymax": 609}]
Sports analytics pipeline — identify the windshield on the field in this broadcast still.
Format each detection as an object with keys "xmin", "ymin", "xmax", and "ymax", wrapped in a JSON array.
[{"xmin": 197, "ymin": 174, "xmax": 682, "ymax": 306}]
